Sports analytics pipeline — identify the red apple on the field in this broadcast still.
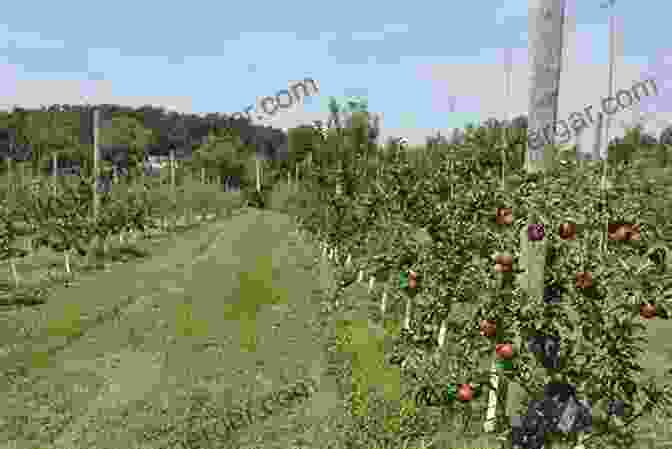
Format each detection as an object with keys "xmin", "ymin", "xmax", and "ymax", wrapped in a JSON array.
[
  {"xmin": 559, "ymin": 222, "xmax": 577, "ymax": 240},
  {"xmin": 480, "ymin": 320, "xmax": 497, "ymax": 337},
  {"xmin": 495, "ymin": 254, "xmax": 513, "ymax": 265},
  {"xmin": 626, "ymin": 224, "xmax": 641, "ymax": 241},
  {"xmin": 496, "ymin": 208, "xmax": 513, "ymax": 225},
  {"xmin": 609, "ymin": 225, "xmax": 628, "ymax": 241},
  {"xmin": 495, "ymin": 343, "xmax": 514, "ymax": 359},
  {"xmin": 575, "ymin": 272, "xmax": 593, "ymax": 289},
  {"xmin": 494, "ymin": 263, "xmax": 512, "ymax": 273},
  {"xmin": 457, "ymin": 384, "xmax": 474, "ymax": 402},
  {"xmin": 640, "ymin": 303, "xmax": 656, "ymax": 319}
]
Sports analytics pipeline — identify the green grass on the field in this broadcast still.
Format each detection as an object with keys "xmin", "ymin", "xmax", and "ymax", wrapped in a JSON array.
[
  {"xmin": 0, "ymin": 215, "xmax": 240, "ymax": 371},
  {"xmin": 0, "ymin": 209, "xmax": 339, "ymax": 449}
]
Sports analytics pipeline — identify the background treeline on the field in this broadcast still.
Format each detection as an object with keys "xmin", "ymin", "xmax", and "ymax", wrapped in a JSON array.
[
  {"xmin": 0, "ymin": 104, "xmax": 385, "ymax": 198},
  {"xmin": 1, "ymin": 103, "xmax": 670, "ymax": 195},
  {"xmin": 0, "ymin": 104, "xmax": 287, "ymax": 187}
]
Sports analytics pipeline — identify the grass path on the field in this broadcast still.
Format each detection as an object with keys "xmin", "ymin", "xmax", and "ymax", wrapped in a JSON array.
[
  {"xmin": 0, "ymin": 209, "xmax": 344, "ymax": 449},
  {"xmin": 0, "ymin": 212, "xmax": 243, "ymax": 376}
]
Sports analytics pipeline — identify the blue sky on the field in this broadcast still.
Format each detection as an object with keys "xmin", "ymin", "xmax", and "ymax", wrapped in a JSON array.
[{"xmin": 0, "ymin": 0, "xmax": 670, "ymax": 144}]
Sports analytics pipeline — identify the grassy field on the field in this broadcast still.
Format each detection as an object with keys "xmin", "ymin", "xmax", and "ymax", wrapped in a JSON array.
[{"xmin": 0, "ymin": 208, "xmax": 349, "ymax": 449}]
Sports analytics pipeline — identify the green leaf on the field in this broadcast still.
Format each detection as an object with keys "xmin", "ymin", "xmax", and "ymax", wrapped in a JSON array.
[
  {"xmin": 495, "ymin": 359, "xmax": 514, "ymax": 370},
  {"xmin": 399, "ymin": 271, "xmax": 409, "ymax": 289}
]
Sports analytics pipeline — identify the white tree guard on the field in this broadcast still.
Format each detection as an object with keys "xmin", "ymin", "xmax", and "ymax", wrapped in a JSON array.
[
  {"xmin": 380, "ymin": 291, "xmax": 388, "ymax": 315},
  {"xmin": 437, "ymin": 320, "xmax": 447, "ymax": 347},
  {"xmin": 403, "ymin": 297, "xmax": 412, "ymax": 329},
  {"xmin": 483, "ymin": 359, "xmax": 499, "ymax": 433}
]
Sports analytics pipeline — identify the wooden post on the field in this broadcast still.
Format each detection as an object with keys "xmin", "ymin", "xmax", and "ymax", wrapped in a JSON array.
[
  {"xmin": 485, "ymin": 0, "xmax": 567, "ymax": 437},
  {"xmin": 255, "ymin": 154, "xmax": 261, "ymax": 193},
  {"xmin": 592, "ymin": 112, "xmax": 603, "ymax": 161},
  {"xmin": 92, "ymin": 108, "xmax": 100, "ymax": 221},
  {"xmin": 52, "ymin": 152, "xmax": 58, "ymax": 179},
  {"xmin": 87, "ymin": 108, "xmax": 101, "ymax": 265},
  {"xmin": 603, "ymin": 2, "xmax": 615, "ymax": 162},
  {"xmin": 51, "ymin": 152, "xmax": 58, "ymax": 193},
  {"xmin": 170, "ymin": 147, "xmax": 176, "ymax": 190},
  {"xmin": 502, "ymin": 47, "xmax": 512, "ymax": 189},
  {"xmin": 5, "ymin": 157, "xmax": 11, "ymax": 191}
]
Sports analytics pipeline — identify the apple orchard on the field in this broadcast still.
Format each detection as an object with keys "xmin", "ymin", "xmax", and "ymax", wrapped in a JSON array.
[{"xmin": 292, "ymin": 131, "xmax": 672, "ymax": 449}]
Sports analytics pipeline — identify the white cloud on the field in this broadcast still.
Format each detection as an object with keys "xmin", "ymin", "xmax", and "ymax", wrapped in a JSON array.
[
  {"xmin": 0, "ymin": 71, "xmax": 195, "ymax": 112},
  {"xmin": 350, "ymin": 31, "xmax": 386, "ymax": 41},
  {"xmin": 494, "ymin": 1, "xmax": 527, "ymax": 25},
  {"xmin": 318, "ymin": 32, "xmax": 338, "ymax": 41},
  {"xmin": 0, "ymin": 24, "xmax": 66, "ymax": 49},
  {"xmin": 382, "ymin": 24, "xmax": 409, "ymax": 33}
]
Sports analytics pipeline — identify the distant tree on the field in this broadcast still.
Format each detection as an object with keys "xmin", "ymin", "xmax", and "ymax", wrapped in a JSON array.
[
  {"xmin": 327, "ymin": 97, "xmax": 342, "ymax": 130},
  {"xmin": 606, "ymin": 136, "xmax": 634, "ymax": 166},
  {"xmin": 101, "ymin": 114, "xmax": 154, "ymax": 180},
  {"xmin": 192, "ymin": 131, "xmax": 247, "ymax": 188},
  {"xmin": 511, "ymin": 114, "xmax": 529, "ymax": 129},
  {"xmin": 368, "ymin": 113, "xmax": 381, "ymax": 147},
  {"xmin": 659, "ymin": 125, "xmax": 672, "ymax": 146},
  {"xmin": 640, "ymin": 132, "xmax": 657, "ymax": 146}
]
